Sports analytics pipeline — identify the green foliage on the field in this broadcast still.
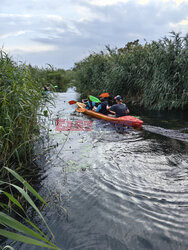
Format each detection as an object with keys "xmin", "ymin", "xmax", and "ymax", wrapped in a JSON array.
[
  {"xmin": 0, "ymin": 50, "xmax": 45, "ymax": 166},
  {"xmin": 74, "ymin": 52, "xmax": 110, "ymax": 96},
  {"xmin": 29, "ymin": 64, "xmax": 75, "ymax": 92},
  {"xmin": 0, "ymin": 51, "xmax": 61, "ymax": 249},
  {"xmin": 0, "ymin": 50, "xmax": 76, "ymax": 167},
  {"xmin": 74, "ymin": 32, "xmax": 188, "ymax": 110},
  {"xmin": 0, "ymin": 167, "xmax": 59, "ymax": 249}
]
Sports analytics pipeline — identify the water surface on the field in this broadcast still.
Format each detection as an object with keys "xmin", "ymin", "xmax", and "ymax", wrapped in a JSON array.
[{"xmin": 19, "ymin": 88, "xmax": 188, "ymax": 250}]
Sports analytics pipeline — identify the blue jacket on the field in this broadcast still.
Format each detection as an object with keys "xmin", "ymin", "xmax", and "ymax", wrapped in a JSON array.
[
  {"xmin": 86, "ymin": 101, "xmax": 95, "ymax": 110},
  {"xmin": 96, "ymin": 101, "xmax": 108, "ymax": 115}
]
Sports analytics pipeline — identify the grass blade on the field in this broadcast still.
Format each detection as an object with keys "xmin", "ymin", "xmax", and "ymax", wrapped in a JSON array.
[
  {"xmin": 3, "ymin": 192, "xmax": 25, "ymax": 213},
  {"xmin": 0, "ymin": 212, "xmax": 55, "ymax": 246},
  {"xmin": 10, "ymin": 183, "xmax": 54, "ymax": 239},
  {"xmin": 0, "ymin": 230, "xmax": 59, "ymax": 249},
  {"xmin": 4, "ymin": 167, "xmax": 47, "ymax": 205}
]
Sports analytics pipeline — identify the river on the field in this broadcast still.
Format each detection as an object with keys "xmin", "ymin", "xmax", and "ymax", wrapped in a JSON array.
[{"xmin": 18, "ymin": 88, "xmax": 188, "ymax": 250}]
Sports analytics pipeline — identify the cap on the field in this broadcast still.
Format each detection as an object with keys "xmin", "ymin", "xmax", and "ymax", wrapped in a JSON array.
[{"xmin": 114, "ymin": 95, "xmax": 122, "ymax": 101}]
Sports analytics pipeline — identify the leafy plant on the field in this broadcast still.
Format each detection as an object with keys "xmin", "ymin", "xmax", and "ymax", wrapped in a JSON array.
[{"xmin": 0, "ymin": 167, "xmax": 60, "ymax": 249}]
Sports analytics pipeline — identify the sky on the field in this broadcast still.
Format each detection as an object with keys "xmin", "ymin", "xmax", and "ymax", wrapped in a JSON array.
[{"xmin": 0, "ymin": 0, "xmax": 188, "ymax": 69}]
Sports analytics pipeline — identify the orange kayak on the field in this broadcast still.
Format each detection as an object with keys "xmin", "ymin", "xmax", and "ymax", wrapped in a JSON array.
[{"xmin": 76, "ymin": 102, "xmax": 143, "ymax": 128}]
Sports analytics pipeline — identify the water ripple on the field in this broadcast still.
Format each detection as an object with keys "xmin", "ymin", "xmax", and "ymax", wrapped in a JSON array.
[{"xmin": 25, "ymin": 91, "xmax": 188, "ymax": 250}]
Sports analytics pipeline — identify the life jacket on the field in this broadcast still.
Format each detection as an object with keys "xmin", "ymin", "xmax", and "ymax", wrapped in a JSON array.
[{"xmin": 99, "ymin": 101, "xmax": 108, "ymax": 115}]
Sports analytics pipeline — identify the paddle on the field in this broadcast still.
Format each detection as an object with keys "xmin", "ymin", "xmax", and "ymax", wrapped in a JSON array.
[
  {"xmin": 69, "ymin": 97, "xmax": 100, "ymax": 105},
  {"xmin": 69, "ymin": 93, "xmax": 104, "ymax": 105},
  {"xmin": 99, "ymin": 92, "xmax": 110, "ymax": 98},
  {"xmin": 68, "ymin": 100, "xmax": 77, "ymax": 105},
  {"xmin": 89, "ymin": 95, "xmax": 101, "ymax": 103}
]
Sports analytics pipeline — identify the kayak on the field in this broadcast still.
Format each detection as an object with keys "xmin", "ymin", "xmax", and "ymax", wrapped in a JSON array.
[{"xmin": 76, "ymin": 102, "xmax": 143, "ymax": 128}]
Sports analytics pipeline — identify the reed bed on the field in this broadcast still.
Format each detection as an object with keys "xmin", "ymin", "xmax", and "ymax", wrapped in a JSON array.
[
  {"xmin": 0, "ymin": 51, "xmax": 62, "ymax": 248},
  {"xmin": 29, "ymin": 64, "xmax": 75, "ymax": 92},
  {"xmin": 0, "ymin": 51, "xmax": 43, "ymax": 167},
  {"xmin": 74, "ymin": 32, "xmax": 188, "ymax": 110},
  {"xmin": 0, "ymin": 51, "xmax": 73, "ymax": 168}
]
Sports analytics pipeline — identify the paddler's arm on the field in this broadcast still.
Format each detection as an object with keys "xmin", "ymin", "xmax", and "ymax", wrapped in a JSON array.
[
  {"xmin": 109, "ymin": 110, "xmax": 116, "ymax": 115},
  {"xmin": 107, "ymin": 106, "xmax": 116, "ymax": 115},
  {"xmin": 95, "ymin": 104, "xmax": 101, "ymax": 112},
  {"xmin": 82, "ymin": 99, "xmax": 87, "ymax": 104}
]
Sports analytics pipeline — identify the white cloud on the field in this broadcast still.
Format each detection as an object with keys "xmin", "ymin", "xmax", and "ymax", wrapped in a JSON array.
[
  {"xmin": 173, "ymin": 0, "xmax": 188, "ymax": 5},
  {"xmin": 81, "ymin": 0, "xmax": 188, "ymax": 7},
  {"xmin": 161, "ymin": 0, "xmax": 188, "ymax": 5},
  {"xmin": 1, "ymin": 0, "xmax": 188, "ymax": 68},
  {"xmin": 179, "ymin": 17, "xmax": 188, "ymax": 25},
  {"xmin": 137, "ymin": 0, "xmax": 150, "ymax": 5},
  {"xmin": 75, "ymin": 5, "xmax": 102, "ymax": 22},
  {"xmin": 0, "ymin": 13, "xmax": 31, "ymax": 18},
  {"xmin": 4, "ymin": 44, "xmax": 57, "ymax": 53},
  {"xmin": 82, "ymin": 0, "xmax": 129, "ymax": 7},
  {"xmin": 170, "ymin": 16, "xmax": 188, "ymax": 28},
  {"xmin": 136, "ymin": 0, "xmax": 188, "ymax": 5},
  {"xmin": 46, "ymin": 15, "xmax": 64, "ymax": 22},
  {"xmin": 0, "ymin": 30, "xmax": 28, "ymax": 39},
  {"xmin": 67, "ymin": 24, "xmax": 81, "ymax": 35}
]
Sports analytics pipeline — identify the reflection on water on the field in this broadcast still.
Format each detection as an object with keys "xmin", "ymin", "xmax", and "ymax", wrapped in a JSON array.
[{"xmin": 18, "ymin": 88, "xmax": 188, "ymax": 250}]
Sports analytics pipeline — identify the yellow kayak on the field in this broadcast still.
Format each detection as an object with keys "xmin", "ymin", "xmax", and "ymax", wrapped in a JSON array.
[{"xmin": 76, "ymin": 102, "xmax": 143, "ymax": 128}]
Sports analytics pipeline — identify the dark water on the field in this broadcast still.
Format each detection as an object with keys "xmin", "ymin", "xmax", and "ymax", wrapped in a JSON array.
[{"xmin": 17, "ymin": 88, "xmax": 188, "ymax": 250}]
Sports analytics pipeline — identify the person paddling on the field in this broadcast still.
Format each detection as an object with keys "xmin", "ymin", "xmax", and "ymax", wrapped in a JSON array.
[
  {"xmin": 83, "ymin": 96, "xmax": 95, "ymax": 110},
  {"xmin": 108, "ymin": 95, "xmax": 130, "ymax": 117},
  {"xmin": 95, "ymin": 98, "xmax": 109, "ymax": 115}
]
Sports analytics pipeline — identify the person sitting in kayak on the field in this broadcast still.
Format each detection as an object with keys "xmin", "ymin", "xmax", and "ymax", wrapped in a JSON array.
[
  {"xmin": 42, "ymin": 85, "xmax": 50, "ymax": 95},
  {"xmin": 95, "ymin": 98, "xmax": 109, "ymax": 115},
  {"xmin": 108, "ymin": 95, "xmax": 130, "ymax": 117},
  {"xmin": 83, "ymin": 96, "xmax": 95, "ymax": 110}
]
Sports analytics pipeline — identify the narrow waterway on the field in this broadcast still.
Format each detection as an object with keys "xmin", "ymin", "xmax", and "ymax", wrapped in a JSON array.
[{"xmin": 20, "ymin": 88, "xmax": 188, "ymax": 250}]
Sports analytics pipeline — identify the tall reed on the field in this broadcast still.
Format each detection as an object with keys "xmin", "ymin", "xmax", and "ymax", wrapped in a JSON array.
[
  {"xmin": 0, "ymin": 51, "xmax": 60, "ymax": 248},
  {"xmin": 74, "ymin": 32, "xmax": 188, "ymax": 110},
  {"xmin": 0, "ymin": 51, "xmax": 43, "ymax": 166},
  {"xmin": 29, "ymin": 64, "xmax": 75, "ymax": 92}
]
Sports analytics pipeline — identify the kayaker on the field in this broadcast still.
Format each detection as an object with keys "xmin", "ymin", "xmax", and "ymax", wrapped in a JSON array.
[
  {"xmin": 108, "ymin": 95, "xmax": 130, "ymax": 117},
  {"xmin": 84, "ymin": 96, "xmax": 95, "ymax": 110},
  {"xmin": 95, "ymin": 98, "xmax": 109, "ymax": 115},
  {"xmin": 44, "ymin": 85, "xmax": 51, "ymax": 91},
  {"xmin": 44, "ymin": 85, "xmax": 48, "ymax": 91},
  {"xmin": 42, "ymin": 85, "xmax": 50, "ymax": 95}
]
